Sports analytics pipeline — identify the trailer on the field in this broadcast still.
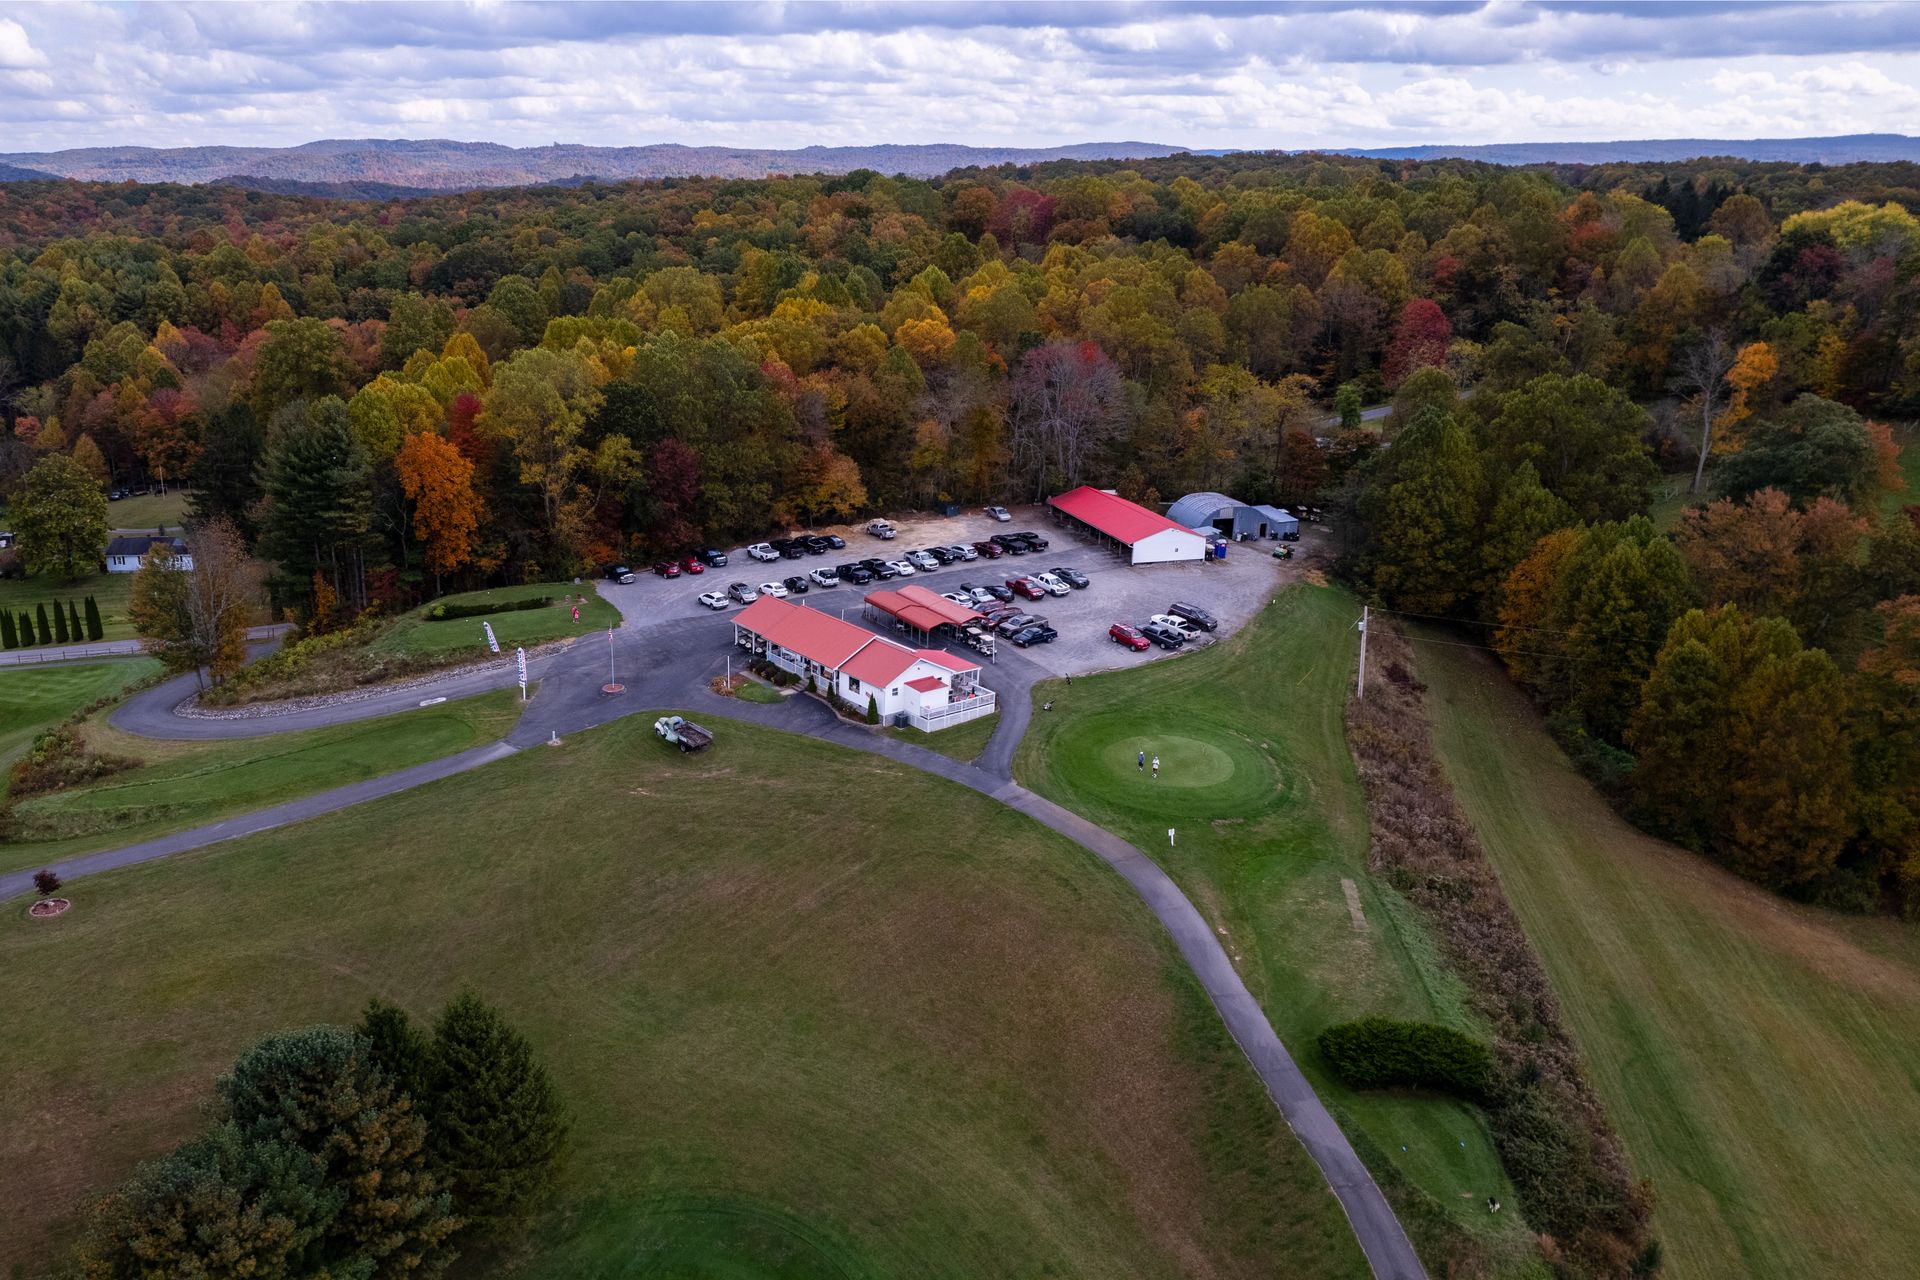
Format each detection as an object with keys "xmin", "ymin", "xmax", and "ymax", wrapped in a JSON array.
[{"xmin": 653, "ymin": 715, "xmax": 713, "ymax": 753}]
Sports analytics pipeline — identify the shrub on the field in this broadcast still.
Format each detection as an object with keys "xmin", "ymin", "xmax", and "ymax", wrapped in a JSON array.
[
  {"xmin": 32, "ymin": 869, "xmax": 61, "ymax": 896},
  {"xmin": 1317, "ymin": 1017, "xmax": 1491, "ymax": 1099},
  {"xmin": 18, "ymin": 608, "xmax": 35, "ymax": 646},
  {"xmin": 426, "ymin": 595, "xmax": 552, "ymax": 622},
  {"xmin": 84, "ymin": 593, "xmax": 103, "ymax": 640},
  {"xmin": 806, "ymin": 673, "xmax": 817, "ymax": 693},
  {"xmin": 34, "ymin": 602, "xmax": 51, "ymax": 644},
  {"xmin": 67, "ymin": 600, "xmax": 84, "ymax": 642},
  {"xmin": 865, "ymin": 693, "xmax": 879, "ymax": 725},
  {"xmin": 52, "ymin": 599, "xmax": 69, "ymax": 643},
  {"xmin": 8, "ymin": 726, "xmax": 138, "ymax": 797},
  {"xmin": 1, "ymin": 610, "xmax": 15, "ymax": 649}
]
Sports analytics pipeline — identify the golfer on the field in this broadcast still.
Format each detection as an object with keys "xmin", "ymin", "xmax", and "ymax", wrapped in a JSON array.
[
  {"xmin": 1137, "ymin": 750, "xmax": 1146, "ymax": 772},
  {"xmin": 1151, "ymin": 755, "xmax": 1160, "ymax": 779}
]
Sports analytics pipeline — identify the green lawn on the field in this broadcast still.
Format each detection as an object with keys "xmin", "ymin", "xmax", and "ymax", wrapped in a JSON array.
[
  {"xmin": 374, "ymin": 582, "xmax": 621, "ymax": 659},
  {"xmin": 0, "ymin": 658, "xmax": 160, "ymax": 779},
  {"xmin": 889, "ymin": 711, "xmax": 997, "ymax": 763},
  {"xmin": 0, "ymin": 573, "xmax": 136, "ymax": 642},
  {"xmin": 0, "ymin": 714, "xmax": 1369, "ymax": 1280},
  {"xmin": 105, "ymin": 489, "xmax": 191, "ymax": 531},
  {"xmin": 1422, "ymin": 642, "xmax": 1920, "ymax": 1280},
  {"xmin": 1, "ymin": 689, "xmax": 524, "ymax": 875},
  {"xmin": 1015, "ymin": 585, "xmax": 1531, "ymax": 1271}
]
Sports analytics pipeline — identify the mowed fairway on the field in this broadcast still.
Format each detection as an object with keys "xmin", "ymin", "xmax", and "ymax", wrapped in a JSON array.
[
  {"xmin": 0, "ymin": 658, "xmax": 160, "ymax": 773},
  {"xmin": 1423, "ymin": 642, "xmax": 1920, "ymax": 1280},
  {"xmin": 1, "ymin": 689, "xmax": 523, "ymax": 873},
  {"xmin": 0, "ymin": 714, "xmax": 1369, "ymax": 1280},
  {"xmin": 1016, "ymin": 585, "xmax": 1529, "ymax": 1263}
]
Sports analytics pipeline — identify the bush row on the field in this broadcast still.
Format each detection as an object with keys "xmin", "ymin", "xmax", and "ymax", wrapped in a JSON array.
[
  {"xmin": 1, "ymin": 595, "xmax": 104, "ymax": 648},
  {"xmin": 426, "ymin": 595, "xmax": 552, "ymax": 621},
  {"xmin": 1345, "ymin": 622, "xmax": 1659, "ymax": 1278},
  {"xmin": 1317, "ymin": 1017, "xmax": 1490, "ymax": 1100},
  {"xmin": 746, "ymin": 657, "xmax": 799, "ymax": 687}
]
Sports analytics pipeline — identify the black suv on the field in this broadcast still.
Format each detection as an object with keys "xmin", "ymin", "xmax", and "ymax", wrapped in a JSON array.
[
  {"xmin": 1052, "ymin": 566, "xmax": 1089, "ymax": 588},
  {"xmin": 1013, "ymin": 530, "xmax": 1049, "ymax": 550},
  {"xmin": 923, "ymin": 545, "xmax": 954, "ymax": 564},
  {"xmin": 1167, "ymin": 602, "xmax": 1218, "ymax": 632},
  {"xmin": 701, "ymin": 548, "xmax": 728, "ymax": 568},
  {"xmin": 838, "ymin": 562, "xmax": 875, "ymax": 585}
]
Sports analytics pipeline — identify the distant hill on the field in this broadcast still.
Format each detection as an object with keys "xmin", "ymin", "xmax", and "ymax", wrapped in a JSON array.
[
  {"xmin": 1330, "ymin": 133, "xmax": 1920, "ymax": 166},
  {"xmin": 0, "ymin": 138, "xmax": 1191, "ymax": 189},
  {"xmin": 0, "ymin": 162, "xmax": 58, "ymax": 181}
]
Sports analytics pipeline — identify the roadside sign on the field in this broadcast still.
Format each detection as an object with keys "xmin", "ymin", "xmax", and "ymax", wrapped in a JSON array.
[
  {"xmin": 516, "ymin": 646, "xmax": 527, "ymax": 699},
  {"xmin": 483, "ymin": 620, "xmax": 500, "ymax": 653}
]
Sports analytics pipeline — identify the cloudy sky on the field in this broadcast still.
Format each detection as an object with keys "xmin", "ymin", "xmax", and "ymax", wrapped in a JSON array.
[{"xmin": 1, "ymin": 1, "xmax": 1918, "ymax": 154}]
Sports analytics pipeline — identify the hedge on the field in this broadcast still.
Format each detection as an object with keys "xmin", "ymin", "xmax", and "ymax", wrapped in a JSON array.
[
  {"xmin": 1316, "ymin": 1017, "xmax": 1491, "ymax": 1100},
  {"xmin": 426, "ymin": 595, "xmax": 553, "ymax": 621}
]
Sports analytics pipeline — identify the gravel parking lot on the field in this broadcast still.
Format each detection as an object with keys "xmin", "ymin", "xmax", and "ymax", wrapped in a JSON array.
[{"xmin": 599, "ymin": 503, "xmax": 1332, "ymax": 676}]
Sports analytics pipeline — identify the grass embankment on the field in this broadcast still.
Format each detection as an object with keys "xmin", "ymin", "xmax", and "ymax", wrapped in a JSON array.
[
  {"xmin": 372, "ymin": 582, "xmax": 620, "ymax": 659},
  {"xmin": 0, "ymin": 573, "xmax": 136, "ymax": 642},
  {"xmin": 0, "ymin": 690, "xmax": 523, "ymax": 875},
  {"xmin": 1423, "ymin": 642, "xmax": 1920, "ymax": 1280},
  {"xmin": 0, "ymin": 659, "xmax": 159, "ymax": 777},
  {"xmin": 105, "ymin": 490, "xmax": 191, "ymax": 530},
  {"xmin": 0, "ymin": 715, "xmax": 1369, "ymax": 1280},
  {"xmin": 1015, "ymin": 585, "xmax": 1530, "ymax": 1267}
]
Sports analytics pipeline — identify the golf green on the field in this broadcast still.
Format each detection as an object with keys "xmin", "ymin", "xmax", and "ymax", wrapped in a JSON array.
[{"xmin": 1071, "ymin": 713, "xmax": 1281, "ymax": 817}]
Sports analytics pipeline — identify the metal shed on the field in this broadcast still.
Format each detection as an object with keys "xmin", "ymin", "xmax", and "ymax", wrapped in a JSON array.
[{"xmin": 1166, "ymin": 492, "xmax": 1298, "ymax": 540}]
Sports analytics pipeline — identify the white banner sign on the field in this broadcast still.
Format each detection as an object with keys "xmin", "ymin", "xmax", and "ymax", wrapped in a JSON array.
[
  {"xmin": 483, "ymin": 620, "xmax": 500, "ymax": 654},
  {"xmin": 516, "ymin": 646, "xmax": 527, "ymax": 691}
]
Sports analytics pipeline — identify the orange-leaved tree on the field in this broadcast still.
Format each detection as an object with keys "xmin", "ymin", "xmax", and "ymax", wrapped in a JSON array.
[{"xmin": 396, "ymin": 432, "xmax": 483, "ymax": 592}]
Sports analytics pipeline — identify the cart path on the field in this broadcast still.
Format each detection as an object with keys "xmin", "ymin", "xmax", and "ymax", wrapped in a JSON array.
[{"xmin": 15, "ymin": 627, "xmax": 1425, "ymax": 1280}]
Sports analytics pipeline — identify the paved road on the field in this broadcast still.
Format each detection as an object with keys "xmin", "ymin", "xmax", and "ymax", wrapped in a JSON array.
[
  {"xmin": 0, "ymin": 624, "xmax": 291, "ymax": 669},
  {"xmin": 13, "ymin": 601, "xmax": 1426, "ymax": 1280}
]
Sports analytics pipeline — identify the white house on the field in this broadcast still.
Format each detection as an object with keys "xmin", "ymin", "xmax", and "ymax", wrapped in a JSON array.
[
  {"xmin": 105, "ymin": 535, "xmax": 191, "ymax": 574},
  {"xmin": 1047, "ymin": 486, "xmax": 1210, "ymax": 564},
  {"xmin": 731, "ymin": 595, "xmax": 995, "ymax": 732}
]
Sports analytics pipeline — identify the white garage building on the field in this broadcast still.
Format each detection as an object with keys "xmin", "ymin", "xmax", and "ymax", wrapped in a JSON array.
[{"xmin": 1046, "ymin": 486, "xmax": 1210, "ymax": 565}]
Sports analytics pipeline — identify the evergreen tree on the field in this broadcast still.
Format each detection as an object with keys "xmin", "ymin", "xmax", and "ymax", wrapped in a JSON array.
[
  {"xmin": 360, "ymin": 998, "xmax": 433, "ymax": 1104},
  {"xmin": 256, "ymin": 398, "xmax": 376, "ymax": 611},
  {"xmin": 18, "ymin": 609, "xmax": 36, "ymax": 646},
  {"xmin": 1358, "ymin": 407, "xmax": 1484, "ymax": 614},
  {"xmin": 51, "ymin": 600, "xmax": 68, "ymax": 643},
  {"xmin": 1, "ymin": 610, "xmax": 15, "ymax": 649},
  {"xmin": 84, "ymin": 594, "xmax": 103, "ymax": 641},
  {"xmin": 1477, "ymin": 460, "xmax": 1574, "ymax": 615},
  {"xmin": 189, "ymin": 403, "xmax": 267, "ymax": 540},
  {"xmin": 67, "ymin": 600, "xmax": 84, "ymax": 642},
  {"xmin": 220, "ymin": 1026, "xmax": 459, "ymax": 1276},
  {"xmin": 35, "ymin": 602, "xmax": 51, "ymax": 645},
  {"xmin": 427, "ymin": 993, "xmax": 567, "ymax": 1233},
  {"xmin": 1559, "ymin": 518, "xmax": 1697, "ymax": 742}
]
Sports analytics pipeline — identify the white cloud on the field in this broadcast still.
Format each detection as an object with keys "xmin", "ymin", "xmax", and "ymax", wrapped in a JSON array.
[{"xmin": 0, "ymin": 16, "xmax": 46, "ymax": 67}]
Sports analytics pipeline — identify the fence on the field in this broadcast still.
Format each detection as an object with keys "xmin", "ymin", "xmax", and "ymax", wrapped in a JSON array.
[
  {"xmin": 0, "ymin": 642, "xmax": 143, "ymax": 666},
  {"xmin": 901, "ymin": 689, "xmax": 997, "ymax": 733}
]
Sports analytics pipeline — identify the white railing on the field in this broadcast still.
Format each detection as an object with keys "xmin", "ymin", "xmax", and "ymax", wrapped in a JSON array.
[{"xmin": 905, "ymin": 690, "xmax": 997, "ymax": 732}]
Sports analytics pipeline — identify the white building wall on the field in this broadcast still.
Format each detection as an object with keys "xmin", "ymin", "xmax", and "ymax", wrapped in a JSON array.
[{"xmin": 1128, "ymin": 528, "xmax": 1208, "ymax": 564}]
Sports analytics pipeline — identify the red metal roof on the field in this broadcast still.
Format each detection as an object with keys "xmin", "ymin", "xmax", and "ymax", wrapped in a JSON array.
[
  {"xmin": 865, "ymin": 586, "xmax": 981, "ymax": 632},
  {"xmin": 733, "ymin": 596, "xmax": 886, "ymax": 668},
  {"xmin": 915, "ymin": 649, "xmax": 978, "ymax": 673},
  {"xmin": 1047, "ymin": 486, "xmax": 1194, "ymax": 544},
  {"xmin": 841, "ymin": 641, "xmax": 921, "ymax": 686},
  {"xmin": 895, "ymin": 585, "xmax": 982, "ymax": 626},
  {"xmin": 904, "ymin": 675, "xmax": 946, "ymax": 693}
]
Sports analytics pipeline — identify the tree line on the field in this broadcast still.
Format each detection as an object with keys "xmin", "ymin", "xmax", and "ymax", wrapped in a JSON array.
[{"xmin": 0, "ymin": 151, "xmax": 1914, "ymax": 619}]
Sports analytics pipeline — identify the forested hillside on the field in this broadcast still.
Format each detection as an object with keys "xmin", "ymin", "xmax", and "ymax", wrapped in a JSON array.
[{"xmin": 3, "ymin": 151, "xmax": 1920, "ymax": 923}]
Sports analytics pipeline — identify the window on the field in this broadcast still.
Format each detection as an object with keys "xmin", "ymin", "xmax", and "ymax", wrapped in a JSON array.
[{"xmin": 847, "ymin": 676, "xmax": 861, "ymax": 692}]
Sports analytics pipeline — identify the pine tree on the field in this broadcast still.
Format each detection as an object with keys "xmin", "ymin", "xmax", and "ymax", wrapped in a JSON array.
[
  {"xmin": 84, "ymin": 594, "xmax": 103, "ymax": 641},
  {"xmin": 18, "ymin": 609, "xmax": 36, "ymax": 646},
  {"xmin": 67, "ymin": 600, "xmax": 84, "ymax": 642},
  {"xmin": 1560, "ymin": 519, "xmax": 1697, "ymax": 742},
  {"xmin": 360, "ymin": 998, "xmax": 432, "ymax": 1104},
  {"xmin": 427, "ymin": 993, "xmax": 566, "ymax": 1233},
  {"xmin": 865, "ymin": 693, "xmax": 880, "ymax": 724},
  {"xmin": 1, "ymin": 610, "xmax": 15, "ymax": 649},
  {"xmin": 49, "ymin": 600, "xmax": 67, "ymax": 643},
  {"xmin": 1359, "ymin": 407, "xmax": 1484, "ymax": 615},
  {"xmin": 220, "ymin": 1027, "xmax": 459, "ymax": 1276},
  {"xmin": 1477, "ymin": 461, "xmax": 1573, "ymax": 615}
]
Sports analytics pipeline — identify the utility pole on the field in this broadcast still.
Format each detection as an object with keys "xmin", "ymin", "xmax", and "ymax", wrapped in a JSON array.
[{"xmin": 1356, "ymin": 605, "xmax": 1369, "ymax": 700}]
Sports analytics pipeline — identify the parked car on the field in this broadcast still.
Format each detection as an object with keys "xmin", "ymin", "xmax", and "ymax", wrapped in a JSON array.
[
  {"xmin": 758, "ymin": 581, "xmax": 789, "ymax": 598},
  {"xmin": 947, "ymin": 543, "xmax": 978, "ymax": 561},
  {"xmin": 887, "ymin": 559, "xmax": 917, "ymax": 576},
  {"xmin": 1011, "ymin": 623, "xmax": 1058, "ymax": 647},
  {"xmin": 779, "ymin": 542, "xmax": 806, "ymax": 560},
  {"xmin": 697, "ymin": 590, "xmax": 730, "ymax": 610},
  {"xmin": 984, "ymin": 505, "xmax": 1012, "ymax": 522},
  {"xmin": 1150, "ymin": 613, "xmax": 1203, "ymax": 642},
  {"xmin": 1109, "ymin": 622, "xmax": 1151, "ymax": 651},
  {"xmin": 727, "ymin": 582, "xmax": 759, "ymax": 602},
  {"xmin": 746, "ymin": 542, "xmax": 779, "ymax": 562},
  {"xmin": 602, "ymin": 564, "xmax": 637, "ymax": 584},
  {"xmin": 701, "ymin": 547, "xmax": 729, "ymax": 568},
  {"xmin": 782, "ymin": 575, "xmax": 811, "ymax": 595},
  {"xmin": 959, "ymin": 584, "xmax": 995, "ymax": 605},
  {"xmin": 972, "ymin": 540, "xmax": 1004, "ymax": 559},
  {"xmin": 1034, "ymin": 572, "xmax": 1071, "ymax": 596},
  {"xmin": 1007, "ymin": 577, "xmax": 1046, "ymax": 601},
  {"xmin": 1052, "ymin": 566, "xmax": 1089, "ymax": 589},
  {"xmin": 823, "ymin": 533, "xmax": 847, "ymax": 550},
  {"xmin": 680, "ymin": 556, "xmax": 706, "ymax": 575},
  {"xmin": 983, "ymin": 583, "xmax": 1015, "ymax": 602},
  {"xmin": 109, "ymin": 489, "xmax": 126, "ymax": 501},
  {"xmin": 769, "ymin": 537, "xmax": 796, "ymax": 554},
  {"xmin": 997, "ymin": 613, "xmax": 1041, "ymax": 636},
  {"xmin": 1013, "ymin": 530, "xmax": 1049, "ymax": 550},
  {"xmin": 1140, "ymin": 620, "xmax": 1186, "ymax": 650},
  {"xmin": 652, "ymin": 560, "xmax": 682, "ymax": 578},
  {"xmin": 865, "ymin": 560, "xmax": 899, "ymax": 580},
  {"xmin": 908, "ymin": 550, "xmax": 940, "ymax": 571},
  {"xmin": 1167, "ymin": 602, "xmax": 1218, "ymax": 631},
  {"xmin": 922, "ymin": 546, "xmax": 954, "ymax": 565},
  {"xmin": 991, "ymin": 534, "xmax": 1028, "ymax": 555},
  {"xmin": 838, "ymin": 563, "xmax": 874, "ymax": 585},
  {"xmin": 803, "ymin": 536, "xmax": 832, "ymax": 555},
  {"xmin": 808, "ymin": 567, "xmax": 840, "ymax": 587},
  {"xmin": 866, "ymin": 518, "xmax": 897, "ymax": 539}
]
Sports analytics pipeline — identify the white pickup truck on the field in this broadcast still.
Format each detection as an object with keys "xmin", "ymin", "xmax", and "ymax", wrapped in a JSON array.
[{"xmin": 865, "ymin": 519, "xmax": 897, "ymax": 539}]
